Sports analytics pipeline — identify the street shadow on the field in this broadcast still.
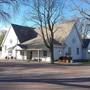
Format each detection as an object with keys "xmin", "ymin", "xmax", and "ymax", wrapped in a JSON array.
[
  {"xmin": 0, "ymin": 62, "xmax": 88, "ymax": 68},
  {"xmin": 0, "ymin": 61, "xmax": 89, "ymax": 67},
  {"xmin": 0, "ymin": 77, "xmax": 90, "ymax": 88},
  {"xmin": 0, "ymin": 62, "xmax": 90, "ymax": 88},
  {"xmin": 0, "ymin": 63, "xmax": 50, "ymax": 68}
]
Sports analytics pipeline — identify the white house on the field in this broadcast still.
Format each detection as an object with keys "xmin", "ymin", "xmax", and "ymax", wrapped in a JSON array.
[
  {"xmin": 22, "ymin": 20, "xmax": 82, "ymax": 62},
  {"xmin": 1, "ymin": 24, "xmax": 37, "ymax": 60},
  {"xmin": 1, "ymin": 20, "xmax": 90, "ymax": 63}
]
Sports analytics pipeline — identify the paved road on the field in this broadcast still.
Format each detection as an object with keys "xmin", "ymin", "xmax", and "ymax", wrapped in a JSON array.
[{"xmin": 0, "ymin": 62, "xmax": 90, "ymax": 90}]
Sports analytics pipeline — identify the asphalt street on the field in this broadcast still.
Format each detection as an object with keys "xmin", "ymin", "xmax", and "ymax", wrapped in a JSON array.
[{"xmin": 0, "ymin": 62, "xmax": 90, "ymax": 90}]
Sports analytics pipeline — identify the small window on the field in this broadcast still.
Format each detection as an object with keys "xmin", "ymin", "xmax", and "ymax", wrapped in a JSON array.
[
  {"xmin": 20, "ymin": 51, "xmax": 24, "ymax": 56},
  {"xmin": 43, "ymin": 50, "xmax": 47, "ymax": 56},
  {"xmin": 8, "ymin": 50, "xmax": 12, "ymax": 56},
  {"xmin": 76, "ymin": 48, "xmax": 79, "ymax": 55},
  {"xmin": 8, "ymin": 50, "xmax": 12, "ymax": 54},
  {"xmin": 72, "ymin": 38, "xmax": 76, "ymax": 43},
  {"xmin": 10, "ymin": 39, "xmax": 13, "ymax": 44},
  {"xmin": 68, "ymin": 47, "xmax": 71, "ymax": 55}
]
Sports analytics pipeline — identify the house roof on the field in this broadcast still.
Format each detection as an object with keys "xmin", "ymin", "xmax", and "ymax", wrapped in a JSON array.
[
  {"xmin": 34, "ymin": 20, "xmax": 76, "ymax": 43},
  {"xmin": 12, "ymin": 24, "xmax": 37, "ymax": 43},
  {"xmin": 82, "ymin": 39, "xmax": 90, "ymax": 48},
  {"xmin": 22, "ymin": 20, "xmax": 76, "ymax": 47},
  {"xmin": 54, "ymin": 20, "xmax": 76, "ymax": 43},
  {"xmin": 22, "ymin": 33, "xmax": 62, "ymax": 48},
  {"xmin": 18, "ymin": 44, "xmax": 27, "ymax": 49}
]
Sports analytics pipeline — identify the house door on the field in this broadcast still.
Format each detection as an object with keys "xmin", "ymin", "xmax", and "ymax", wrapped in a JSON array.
[{"xmin": 27, "ymin": 51, "xmax": 32, "ymax": 60}]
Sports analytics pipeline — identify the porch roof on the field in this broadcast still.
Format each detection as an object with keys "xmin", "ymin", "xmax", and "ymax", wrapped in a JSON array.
[
  {"xmin": 7, "ymin": 45, "xmax": 17, "ymax": 50},
  {"xmin": 22, "ymin": 37, "xmax": 62, "ymax": 49}
]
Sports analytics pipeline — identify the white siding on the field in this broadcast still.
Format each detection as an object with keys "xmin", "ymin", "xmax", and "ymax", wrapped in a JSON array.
[
  {"xmin": 1, "ymin": 26, "xmax": 23, "ymax": 59},
  {"xmin": 64, "ymin": 27, "xmax": 82, "ymax": 60},
  {"xmin": 82, "ymin": 48, "xmax": 87, "ymax": 59},
  {"xmin": 54, "ymin": 46, "xmax": 63, "ymax": 60},
  {"xmin": 13, "ymin": 46, "xmax": 23, "ymax": 60}
]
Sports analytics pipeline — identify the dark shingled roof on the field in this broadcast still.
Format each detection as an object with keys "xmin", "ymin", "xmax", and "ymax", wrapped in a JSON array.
[
  {"xmin": 12, "ymin": 24, "xmax": 37, "ymax": 43},
  {"xmin": 82, "ymin": 39, "xmax": 90, "ymax": 48}
]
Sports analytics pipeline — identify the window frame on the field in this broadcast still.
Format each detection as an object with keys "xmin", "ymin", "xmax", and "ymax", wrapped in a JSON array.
[
  {"xmin": 20, "ymin": 50, "xmax": 24, "ymax": 56},
  {"xmin": 43, "ymin": 50, "xmax": 47, "ymax": 57},
  {"xmin": 76, "ymin": 48, "xmax": 79, "ymax": 55},
  {"xmin": 68, "ymin": 47, "xmax": 71, "ymax": 56}
]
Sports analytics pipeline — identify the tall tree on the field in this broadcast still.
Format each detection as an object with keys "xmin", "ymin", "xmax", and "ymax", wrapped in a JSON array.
[
  {"xmin": 71, "ymin": 0, "xmax": 90, "ymax": 19},
  {"xmin": 30, "ymin": 0, "xmax": 65, "ymax": 64},
  {"xmin": 71, "ymin": 0, "xmax": 90, "ymax": 38},
  {"xmin": 0, "ymin": 0, "xmax": 18, "ymax": 21}
]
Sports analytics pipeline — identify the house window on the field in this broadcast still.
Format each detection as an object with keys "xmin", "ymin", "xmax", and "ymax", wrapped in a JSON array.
[
  {"xmin": 68, "ymin": 47, "xmax": 71, "ymax": 56},
  {"xmin": 8, "ymin": 50, "xmax": 12, "ymax": 55},
  {"xmin": 20, "ymin": 51, "xmax": 24, "ymax": 56},
  {"xmin": 10, "ymin": 39, "xmax": 13, "ymax": 44},
  {"xmin": 43, "ymin": 50, "xmax": 47, "ymax": 56},
  {"xmin": 76, "ymin": 48, "xmax": 79, "ymax": 55},
  {"xmin": 8, "ymin": 50, "xmax": 12, "ymax": 54},
  {"xmin": 72, "ymin": 38, "xmax": 76, "ymax": 43}
]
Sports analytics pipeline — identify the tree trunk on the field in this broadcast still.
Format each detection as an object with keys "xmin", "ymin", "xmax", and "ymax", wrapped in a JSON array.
[
  {"xmin": 50, "ymin": 39, "xmax": 54, "ymax": 64},
  {"xmin": 50, "ymin": 47, "xmax": 54, "ymax": 64},
  {"xmin": 50, "ymin": 29, "xmax": 54, "ymax": 64}
]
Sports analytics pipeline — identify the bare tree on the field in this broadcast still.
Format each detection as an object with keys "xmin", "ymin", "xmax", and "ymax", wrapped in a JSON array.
[
  {"xmin": 71, "ymin": 0, "xmax": 90, "ymax": 38},
  {"xmin": 29, "ymin": 0, "xmax": 65, "ymax": 64},
  {"xmin": 71, "ymin": 0, "xmax": 90, "ymax": 19},
  {"xmin": 79, "ymin": 0, "xmax": 90, "ymax": 38},
  {"xmin": 0, "ymin": 0, "xmax": 18, "ymax": 21}
]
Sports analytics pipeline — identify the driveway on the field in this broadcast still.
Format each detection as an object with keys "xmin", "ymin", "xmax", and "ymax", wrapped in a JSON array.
[{"xmin": 0, "ymin": 62, "xmax": 90, "ymax": 90}]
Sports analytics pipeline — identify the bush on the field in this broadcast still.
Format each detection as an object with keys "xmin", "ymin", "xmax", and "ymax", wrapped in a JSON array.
[
  {"xmin": 5, "ymin": 56, "xmax": 9, "ymax": 59},
  {"xmin": 59, "ymin": 56, "xmax": 72, "ymax": 63},
  {"xmin": 11, "ymin": 56, "xmax": 13, "ymax": 59},
  {"xmin": 5, "ymin": 56, "xmax": 7, "ymax": 59}
]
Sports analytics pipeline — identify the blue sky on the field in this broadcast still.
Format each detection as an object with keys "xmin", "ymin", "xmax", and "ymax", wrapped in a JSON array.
[{"xmin": 0, "ymin": 0, "xmax": 90, "ymax": 30}]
